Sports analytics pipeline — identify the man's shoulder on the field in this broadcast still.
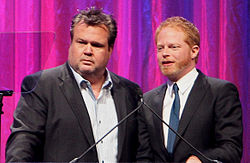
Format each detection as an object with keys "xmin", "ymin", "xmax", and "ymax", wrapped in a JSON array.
[
  {"xmin": 21, "ymin": 63, "xmax": 67, "ymax": 87},
  {"xmin": 26, "ymin": 63, "xmax": 66, "ymax": 79},
  {"xmin": 144, "ymin": 84, "xmax": 166, "ymax": 98},
  {"xmin": 197, "ymin": 72, "xmax": 238, "ymax": 93},
  {"xmin": 201, "ymin": 74, "xmax": 235, "ymax": 88},
  {"xmin": 19, "ymin": 64, "xmax": 67, "ymax": 93}
]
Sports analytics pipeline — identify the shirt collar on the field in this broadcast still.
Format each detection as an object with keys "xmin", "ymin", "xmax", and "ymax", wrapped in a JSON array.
[
  {"xmin": 69, "ymin": 66, "xmax": 113, "ymax": 90},
  {"xmin": 167, "ymin": 68, "xmax": 198, "ymax": 95}
]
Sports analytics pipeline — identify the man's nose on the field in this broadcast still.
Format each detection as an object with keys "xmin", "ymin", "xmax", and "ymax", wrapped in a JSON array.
[
  {"xmin": 83, "ymin": 44, "xmax": 93, "ymax": 55},
  {"xmin": 162, "ymin": 50, "xmax": 170, "ymax": 57}
]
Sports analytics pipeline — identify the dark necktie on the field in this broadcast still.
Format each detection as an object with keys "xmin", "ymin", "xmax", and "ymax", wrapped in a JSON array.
[{"xmin": 167, "ymin": 83, "xmax": 180, "ymax": 154}]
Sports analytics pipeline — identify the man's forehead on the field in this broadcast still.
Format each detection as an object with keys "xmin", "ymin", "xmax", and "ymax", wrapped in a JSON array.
[
  {"xmin": 76, "ymin": 21, "xmax": 109, "ymax": 32},
  {"xmin": 157, "ymin": 26, "xmax": 187, "ymax": 41}
]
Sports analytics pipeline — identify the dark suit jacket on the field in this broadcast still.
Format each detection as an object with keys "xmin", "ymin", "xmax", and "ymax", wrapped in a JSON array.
[
  {"xmin": 137, "ymin": 70, "xmax": 242, "ymax": 163},
  {"xmin": 6, "ymin": 62, "xmax": 141, "ymax": 162}
]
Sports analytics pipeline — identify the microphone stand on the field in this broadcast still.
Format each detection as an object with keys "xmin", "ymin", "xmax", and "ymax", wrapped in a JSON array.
[
  {"xmin": 70, "ymin": 96, "xmax": 222, "ymax": 163},
  {"xmin": 0, "ymin": 90, "xmax": 13, "ymax": 159},
  {"xmin": 69, "ymin": 100, "xmax": 143, "ymax": 163},
  {"xmin": 142, "ymin": 101, "xmax": 222, "ymax": 163}
]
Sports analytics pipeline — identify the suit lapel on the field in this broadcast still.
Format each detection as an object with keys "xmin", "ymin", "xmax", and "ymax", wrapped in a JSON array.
[
  {"xmin": 110, "ymin": 73, "xmax": 127, "ymax": 161},
  {"xmin": 174, "ymin": 71, "xmax": 208, "ymax": 148},
  {"xmin": 151, "ymin": 84, "xmax": 170, "ymax": 158},
  {"xmin": 58, "ymin": 63, "xmax": 96, "ymax": 147}
]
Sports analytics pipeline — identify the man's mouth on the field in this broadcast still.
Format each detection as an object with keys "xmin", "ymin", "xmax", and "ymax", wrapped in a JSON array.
[
  {"xmin": 81, "ymin": 59, "xmax": 94, "ymax": 65},
  {"xmin": 162, "ymin": 60, "xmax": 174, "ymax": 66}
]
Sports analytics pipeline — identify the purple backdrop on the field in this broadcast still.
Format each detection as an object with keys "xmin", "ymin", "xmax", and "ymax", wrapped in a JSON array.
[{"xmin": 0, "ymin": 0, "xmax": 249, "ymax": 162}]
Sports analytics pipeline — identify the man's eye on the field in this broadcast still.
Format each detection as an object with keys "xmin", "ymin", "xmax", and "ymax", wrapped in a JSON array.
[
  {"xmin": 92, "ymin": 43, "xmax": 104, "ymax": 48},
  {"xmin": 157, "ymin": 47, "xmax": 163, "ymax": 52},
  {"xmin": 170, "ymin": 45, "xmax": 180, "ymax": 49},
  {"xmin": 77, "ymin": 40, "xmax": 87, "ymax": 44}
]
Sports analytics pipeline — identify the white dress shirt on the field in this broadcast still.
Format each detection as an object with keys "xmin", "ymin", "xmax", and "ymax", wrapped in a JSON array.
[
  {"xmin": 163, "ymin": 68, "xmax": 198, "ymax": 148},
  {"xmin": 71, "ymin": 67, "xmax": 118, "ymax": 163}
]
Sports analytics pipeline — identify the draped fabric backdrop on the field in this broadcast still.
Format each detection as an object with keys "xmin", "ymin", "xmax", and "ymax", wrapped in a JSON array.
[{"xmin": 0, "ymin": 0, "xmax": 249, "ymax": 162}]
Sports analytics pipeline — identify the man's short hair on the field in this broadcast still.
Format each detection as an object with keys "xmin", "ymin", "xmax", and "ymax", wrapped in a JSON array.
[
  {"xmin": 70, "ymin": 7, "xmax": 117, "ymax": 48},
  {"xmin": 155, "ymin": 16, "xmax": 200, "ymax": 62}
]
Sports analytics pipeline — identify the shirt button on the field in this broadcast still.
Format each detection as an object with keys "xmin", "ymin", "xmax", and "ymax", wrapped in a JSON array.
[
  {"xmin": 99, "ymin": 120, "xmax": 101, "ymax": 124},
  {"xmin": 101, "ymin": 140, "xmax": 103, "ymax": 143}
]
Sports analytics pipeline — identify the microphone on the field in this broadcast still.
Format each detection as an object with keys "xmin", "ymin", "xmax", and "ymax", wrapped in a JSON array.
[
  {"xmin": 141, "ymin": 101, "xmax": 222, "ymax": 163},
  {"xmin": 0, "ymin": 90, "xmax": 13, "ymax": 114},
  {"xmin": 69, "ymin": 88, "xmax": 143, "ymax": 163},
  {"xmin": 0, "ymin": 90, "xmax": 13, "ymax": 96}
]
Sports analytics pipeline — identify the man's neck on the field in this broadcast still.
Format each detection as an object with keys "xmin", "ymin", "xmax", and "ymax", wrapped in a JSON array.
[
  {"xmin": 169, "ymin": 65, "xmax": 196, "ymax": 82},
  {"xmin": 83, "ymin": 71, "xmax": 107, "ymax": 99}
]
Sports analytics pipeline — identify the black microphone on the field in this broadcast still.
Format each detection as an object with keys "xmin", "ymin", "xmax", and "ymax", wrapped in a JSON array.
[
  {"xmin": 0, "ymin": 90, "xmax": 13, "ymax": 114},
  {"xmin": 0, "ymin": 90, "xmax": 13, "ymax": 96},
  {"xmin": 69, "ymin": 88, "xmax": 143, "ymax": 163},
  {"xmin": 141, "ymin": 101, "xmax": 222, "ymax": 163}
]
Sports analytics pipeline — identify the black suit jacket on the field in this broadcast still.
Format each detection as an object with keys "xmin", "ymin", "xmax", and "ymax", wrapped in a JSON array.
[
  {"xmin": 137, "ymin": 70, "xmax": 242, "ymax": 163},
  {"xmin": 6, "ymin": 62, "xmax": 141, "ymax": 162}
]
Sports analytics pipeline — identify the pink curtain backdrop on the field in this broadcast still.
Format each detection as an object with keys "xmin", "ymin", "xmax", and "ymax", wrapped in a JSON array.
[{"xmin": 0, "ymin": 0, "xmax": 249, "ymax": 162}]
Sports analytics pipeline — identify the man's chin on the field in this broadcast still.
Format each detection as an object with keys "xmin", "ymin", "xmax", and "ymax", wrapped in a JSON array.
[
  {"xmin": 76, "ymin": 68, "xmax": 94, "ymax": 75},
  {"xmin": 161, "ymin": 68, "xmax": 174, "ymax": 77},
  {"xmin": 161, "ymin": 70, "xmax": 180, "ymax": 81}
]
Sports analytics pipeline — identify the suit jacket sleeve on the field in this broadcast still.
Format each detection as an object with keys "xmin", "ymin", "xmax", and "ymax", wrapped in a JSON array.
[
  {"xmin": 6, "ymin": 72, "xmax": 47, "ymax": 162},
  {"xmin": 197, "ymin": 82, "xmax": 243, "ymax": 163}
]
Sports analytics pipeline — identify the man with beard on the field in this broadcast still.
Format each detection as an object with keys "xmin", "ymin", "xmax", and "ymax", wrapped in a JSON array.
[{"xmin": 137, "ymin": 16, "xmax": 242, "ymax": 163}]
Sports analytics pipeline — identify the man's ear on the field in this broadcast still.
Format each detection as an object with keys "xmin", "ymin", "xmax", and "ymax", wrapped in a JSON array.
[
  {"xmin": 108, "ymin": 45, "xmax": 113, "ymax": 57},
  {"xmin": 191, "ymin": 45, "xmax": 199, "ymax": 59}
]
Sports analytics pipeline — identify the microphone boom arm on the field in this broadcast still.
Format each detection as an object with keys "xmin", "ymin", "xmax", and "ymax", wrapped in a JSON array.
[{"xmin": 69, "ymin": 101, "xmax": 143, "ymax": 163}]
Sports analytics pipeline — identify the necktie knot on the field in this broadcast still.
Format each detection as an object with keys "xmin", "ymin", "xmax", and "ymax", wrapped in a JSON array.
[
  {"xmin": 80, "ymin": 80, "xmax": 88, "ymax": 89},
  {"xmin": 173, "ymin": 83, "xmax": 179, "ymax": 94}
]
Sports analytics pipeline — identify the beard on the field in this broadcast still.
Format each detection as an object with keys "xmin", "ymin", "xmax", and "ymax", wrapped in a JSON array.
[{"xmin": 159, "ymin": 56, "xmax": 193, "ymax": 81}]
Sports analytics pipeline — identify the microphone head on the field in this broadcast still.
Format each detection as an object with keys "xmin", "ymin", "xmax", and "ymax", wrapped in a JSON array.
[
  {"xmin": 69, "ymin": 157, "xmax": 79, "ymax": 163},
  {"xmin": 134, "ymin": 87, "xmax": 143, "ymax": 108},
  {"xmin": 135, "ymin": 87, "xmax": 143, "ymax": 102},
  {"xmin": 0, "ymin": 90, "xmax": 13, "ymax": 96}
]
